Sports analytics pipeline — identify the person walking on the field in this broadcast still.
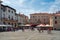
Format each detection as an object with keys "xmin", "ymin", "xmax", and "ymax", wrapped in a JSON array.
[
  {"xmin": 22, "ymin": 27, "xmax": 25, "ymax": 32},
  {"xmin": 37, "ymin": 27, "xmax": 41, "ymax": 33},
  {"xmin": 41, "ymin": 28, "xmax": 44, "ymax": 32},
  {"xmin": 30, "ymin": 27, "xmax": 34, "ymax": 31},
  {"xmin": 47, "ymin": 28, "xmax": 52, "ymax": 34},
  {"xmin": 13, "ymin": 27, "xmax": 15, "ymax": 32}
]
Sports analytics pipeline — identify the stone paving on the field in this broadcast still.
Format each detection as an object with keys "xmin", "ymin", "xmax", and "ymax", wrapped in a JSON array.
[{"xmin": 0, "ymin": 29, "xmax": 60, "ymax": 40}]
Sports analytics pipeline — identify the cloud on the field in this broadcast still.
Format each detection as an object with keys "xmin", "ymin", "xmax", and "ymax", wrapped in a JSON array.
[
  {"xmin": 2, "ymin": 0, "xmax": 11, "ymax": 4},
  {"xmin": 19, "ymin": 0, "xmax": 25, "ymax": 5},
  {"xmin": 2, "ymin": 0, "xmax": 26, "ymax": 6},
  {"xmin": 1, "ymin": 0, "xmax": 60, "ymax": 16},
  {"xmin": 19, "ymin": 8, "xmax": 41, "ymax": 14},
  {"xmin": 49, "ymin": 0, "xmax": 60, "ymax": 13},
  {"xmin": 40, "ymin": 2, "xmax": 47, "ymax": 5},
  {"xmin": 16, "ymin": 0, "xmax": 27, "ymax": 7}
]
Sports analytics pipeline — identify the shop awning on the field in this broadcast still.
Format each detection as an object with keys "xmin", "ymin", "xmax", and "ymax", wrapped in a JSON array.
[{"xmin": 36, "ymin": 24, "xmax": 53, "ymax": 27}]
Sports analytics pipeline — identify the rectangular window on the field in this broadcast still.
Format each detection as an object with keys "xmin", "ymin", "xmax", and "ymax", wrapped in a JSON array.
[
  {"xmin": 3, "ymin": 22, "xmax": 6, "ymax": 24},
  {"xmin": 3, "ymin": 14, "xmax": 5, "ymax": 17},
  {"xmin": 8, "ymin": 23, "xmax": 10, "ymax": 24},
  {"xmin": 1, "ymin": 7, "xmax": 3, "ymax": 10},
  {"xmin": 11, "ymin": 11, "xmax": 13, "ymax": 13},
  {"xmin": 3, "ymin": 9, "xmax": 5, "ymax": 12},
  {"xmin": 8, "ymin": 10, "xmax": 10, "ymax": 13},
  {"xmin": 55, "ymin": 21, "xmax": 57, "ymax": 24},
  {"xmin": 12, "ymin": 23, "xmax": 13, "ymax": 26},
  {"xmin": 11, "ymin": 16, "xmax": 13, "ymax": 20},
  {"xmin": 8, "ymin": 15, "xmax": 10, "ymax": 20},
  {"xmin": 55, "ymin": 16, "xmax": 57, "ymax": 19}
]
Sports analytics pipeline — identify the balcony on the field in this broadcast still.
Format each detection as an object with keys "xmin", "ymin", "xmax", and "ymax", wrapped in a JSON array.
[
  {"xmin": 10, "ymin": 18, "xmax": 18, "ymax": 22},
  {"xmin": 2, "ymin": 17, "xmax": 18, "ymax": 22},
  {"xmin": 2, "ymin": 17, "xmax": 8, "ymax": 21}
]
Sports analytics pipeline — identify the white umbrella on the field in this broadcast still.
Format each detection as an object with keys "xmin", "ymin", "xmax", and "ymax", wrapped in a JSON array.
[
  {"xmin": 0, "ymin": 25, "xmax": 12, "ymax": 27},
  {"xmin": 36, "ymin": 24, "xmax": 53, "ymax": 27},
  {"xmin": 19, "ymin": 24, "xmax": 25, "ymax": 26},
  {"xmin": 41, "ymin": 24, "xmax": 53, "ymax": 27},
  {"xmin": 25, "ymin": 24, "xmax": 31, "ymax": 26},
  {"xmin": 36, "ymin": 24, "xmax": 45, "ymax": 27}
]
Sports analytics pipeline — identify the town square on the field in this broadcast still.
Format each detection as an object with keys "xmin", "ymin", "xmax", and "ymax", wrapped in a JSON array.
[
  {"xmin": 0, "ymin": 0, "xmax": 60, "ymax": 40},
  {"xmin": 0, "ymin": 29, "xmax": 60, "ymax": 40}
]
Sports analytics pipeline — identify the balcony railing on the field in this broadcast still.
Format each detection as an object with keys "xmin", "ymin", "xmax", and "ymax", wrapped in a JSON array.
[
  {"xmin": 2, "ymin": 17, "xmax": 18, "ymax": 22},
  {"xmin": 2, "ymin": 17, "xmax": 8, "ymax": 20}
]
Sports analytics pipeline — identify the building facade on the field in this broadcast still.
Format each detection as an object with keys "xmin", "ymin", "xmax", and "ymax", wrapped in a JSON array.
[
  {"xmin": 15, "ymin": 13, "xmax": 29, "ymax": 26},
  {"xmin": 0, "ymin": 4, "xmax": 29, "ymax": 27},
  {"xmin": 0, "ymin": 4, "xmax": 18, "ymax": 27},
  {"xmin": 30, "ymin": 12, "xmax": 60, "ymax": 30},
  {"xmin": 15, "ymin": 13, "xmax": 21, "ymax": 26},
  {"xmin": 19, "ymin": 14, "xmax": 29, "ymax": 24},
  {"xmin": 50, "ymin": 12, "xmax": 60, "ymax": 30},
  {"xmin": 0, "ymin": 0, "xmax": 3, "ymax": 24},
  {"xmin": 30, "ymin": 13, "xmax": 50, "ymax": 24}
]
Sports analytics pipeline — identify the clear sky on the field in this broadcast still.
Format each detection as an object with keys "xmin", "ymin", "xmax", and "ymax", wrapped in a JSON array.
[{"xmin": 1, "ymin": 0, "xmax": 60, "ymax": 16}]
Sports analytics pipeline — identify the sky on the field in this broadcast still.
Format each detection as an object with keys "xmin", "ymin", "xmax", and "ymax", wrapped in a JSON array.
[{"xmin": 1, "ymin": 0, "xmax": 60, "ymax": 16}]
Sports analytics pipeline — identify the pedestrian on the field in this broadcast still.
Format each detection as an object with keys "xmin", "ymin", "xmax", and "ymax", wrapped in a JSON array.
[
  {"xmin": 41, "ymin": 28, "xmax": 44, "ymax": 32},
  {"xmin": 0, "ymin": 27, "xmax": 3, "ymax": 32},
  {"xmin": 31, "ymin": 27, "xmax": 34, "ymax": 31},
  {"xmin": 22, "ymin": 27, "xmax": 25, "ymax": 32},
  {"xmin": 13, "ymin": 27, "xmax": 15, "ymax": 32},
  {"xmin": 37, "ymin": 27, "xmax": 41, "ymax": 33},
  {"xmin": 47, "ymin": 28, "xmax": 52, "ymax": 34}
]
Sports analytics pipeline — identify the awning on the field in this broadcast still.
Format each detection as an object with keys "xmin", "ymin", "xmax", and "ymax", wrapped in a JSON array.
[
  {"xmin": 36, "ymin": 24, "xmax": 53, "ymax": 27},
  {"xmin": 0, "ymin": 25, "xmax": 12, "ymax": 27},
  {"xmin": 25, "ymin": 24, "xmax": 31, "ymax": 26}
]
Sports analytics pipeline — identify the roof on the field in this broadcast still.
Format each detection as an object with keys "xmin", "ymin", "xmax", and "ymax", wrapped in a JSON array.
[
  {"xmin": 5, "ymin": 6, "xmax": 16, "ymax": 12},
  {"xmin": 1, "ymin": 4, "xmax": 16, "ymax": 12},
  {"xmin": 30, "ymin": 13, "xmax": 49, "ymax": 15},
  {"xmin": 30, "ymin": 13, "xmax": 53, "ymax": 16},
  {"xmin": 53, "ymin": 13, "xmax": 60, "ymax": 16}
]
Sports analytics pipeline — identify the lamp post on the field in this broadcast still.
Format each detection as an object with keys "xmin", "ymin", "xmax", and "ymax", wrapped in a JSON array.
[{"xmin": 0, "ymin": 0, "xmax": 2, "ymax": 24}]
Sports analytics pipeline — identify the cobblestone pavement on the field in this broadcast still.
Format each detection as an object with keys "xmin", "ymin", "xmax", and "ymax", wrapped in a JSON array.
[{"xmin": 0, "ymin": 29, "xmax": 60, "ymax": 40}]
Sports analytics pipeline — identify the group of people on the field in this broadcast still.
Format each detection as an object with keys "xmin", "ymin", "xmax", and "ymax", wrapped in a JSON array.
[
  {"xmin": 37, "ymin": 27, "xmax": 52, "ymax": 34},
  {"xmin": 21, "ymin": 27, "xmax": 35, "ymax": 32},
  {"xmin": 21, "ymin": 27, "xmax": 52, "ymax": 34},
  {"xmin": 37, "ymin": 27, "xmax": 43, "ymax": 33}
]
